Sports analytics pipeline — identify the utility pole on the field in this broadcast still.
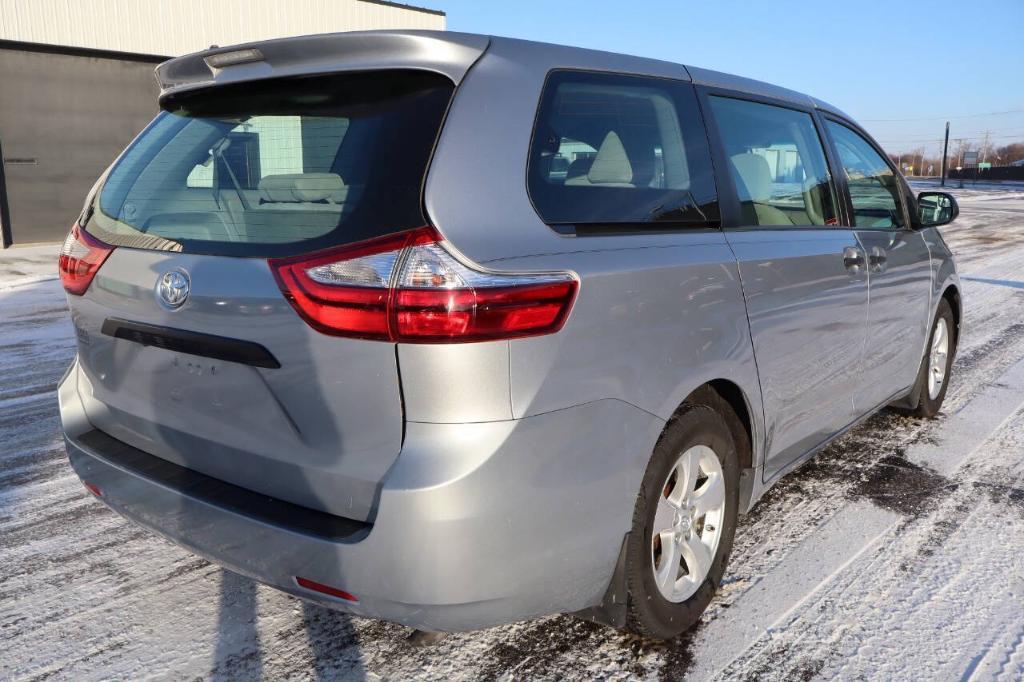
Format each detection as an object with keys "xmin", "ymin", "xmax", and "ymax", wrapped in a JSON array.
[
  {"xmin": 940, "ymin": 121, "xmax": 950, "ymax": 187},
  {"xmin": 980, "ymin": 130, "xmax": 991, "ymax": 162}
]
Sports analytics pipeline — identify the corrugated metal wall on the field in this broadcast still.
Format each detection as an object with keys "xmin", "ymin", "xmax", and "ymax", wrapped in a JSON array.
[
  {"xmin": 0, "ymin": 0, "xmax": 444, "ymax": 245},
  {"xmin": 0, "ymin": 0, "xmax": 445, "ymax": 57},
  {"xmin": 0, "ymin": 47, "xmax": 160, "ymax": 243}
]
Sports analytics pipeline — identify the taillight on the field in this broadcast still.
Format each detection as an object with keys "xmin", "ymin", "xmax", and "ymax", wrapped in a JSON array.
[
  {"xmin": 269, "ymin": 227, "xmax": 578, "ymax": 343},
  {"xmin": 59, "ymin": 223, "xmax": 114, "ymax": 296}
]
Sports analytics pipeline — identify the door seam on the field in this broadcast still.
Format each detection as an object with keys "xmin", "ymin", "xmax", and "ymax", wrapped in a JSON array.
[{"xmin": 722, "ymin": 231, "xmax": 770, "ymax": 481}]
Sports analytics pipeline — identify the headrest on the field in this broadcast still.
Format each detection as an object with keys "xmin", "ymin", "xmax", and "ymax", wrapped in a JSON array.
[
  {"xmin": 730, "ymin": 154, "xmax": 772, "ymax": 201},
  {"xmin": 258, "ymin": 173, "xmax": 345, "ymax": 203},
  {"xmin": 587, "ymin": 131, "xmax": 634, "ymax": 186}
]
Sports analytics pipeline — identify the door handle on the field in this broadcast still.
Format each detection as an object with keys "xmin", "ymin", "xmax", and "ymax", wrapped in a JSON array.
[
  {"xmin": 869, "ymin": 246, "xmax": 888, "ymax": 272},
  {"xmin": 842, "ymin": 246, "xmax": 865, "ymax": 272}
]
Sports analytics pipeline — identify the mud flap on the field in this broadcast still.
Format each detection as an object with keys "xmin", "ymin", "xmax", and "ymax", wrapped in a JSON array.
[
  {"xmin": 571, "ymin": 533, "xmax": 630, "ymax": 629},
  {"xmin": 890, "ymin": 348, "xmax": 928, "ymax": 411}
]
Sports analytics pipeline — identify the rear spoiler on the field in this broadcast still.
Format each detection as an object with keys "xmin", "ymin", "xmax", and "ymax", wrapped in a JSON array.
[{"xmin": 154, "ymin": 30, "xmax": 489, "ymax": 103}]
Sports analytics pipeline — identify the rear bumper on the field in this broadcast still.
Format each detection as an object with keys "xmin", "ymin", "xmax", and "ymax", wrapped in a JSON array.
[{"xmin": 60, "ymin": 358, "xmax": 663, "ymax": 631}]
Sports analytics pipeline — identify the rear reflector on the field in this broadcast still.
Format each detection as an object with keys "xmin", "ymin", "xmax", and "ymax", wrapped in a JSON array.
[
  {"xmin": 83, "ymin": 482, "xmax": 102, "ymax": 497},
  {"xmin": 59, "ymin": 223, "xmax": 114, "ymax": 296},
  {"xmin": 269, "ymin": 227, "xmax": 578, "ymax": 343},
  {"xmin": 295, "ymin": 576, "xmax": 358, "ymax": 602}
]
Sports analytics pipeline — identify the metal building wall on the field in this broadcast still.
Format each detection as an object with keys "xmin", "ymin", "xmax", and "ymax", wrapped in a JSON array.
[
  {"xmin": 0, "ymin": 0, "xmax": 443, "ymax": 245},
  {"xmin": 0, "ymin": 0, "xmax": 445, "ymax": 58},
  {"xmin": 0, "ymin": 46, "xmax": 161, "ymax": 244}
]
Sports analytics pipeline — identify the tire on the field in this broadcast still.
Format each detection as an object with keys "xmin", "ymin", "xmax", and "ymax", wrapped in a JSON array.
[
  {"xmin": 904, "ymin": 299, "xmax": 957, "ymax": 419},
  {"xmin": 623, "ymin": 401, "xmax": 740, "ymax": 640}
]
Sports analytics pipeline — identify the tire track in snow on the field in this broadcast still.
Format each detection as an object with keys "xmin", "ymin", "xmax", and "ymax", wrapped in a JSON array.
[{"xmin": 717, "ymin": 405, "xmax": 1024, "ymax": 681}]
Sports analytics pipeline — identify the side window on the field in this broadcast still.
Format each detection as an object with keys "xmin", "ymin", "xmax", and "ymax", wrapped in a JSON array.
[
  {"xmin": 527, "ymin": 71, "xmax": 719, "ymax": 228},
  {"xmin": 708, "ymin": 96, "xmax": 837, "ymax": 227},
  {"xmin": 825, "ymin": 121, "xmax": 904, "ymax": 230}
]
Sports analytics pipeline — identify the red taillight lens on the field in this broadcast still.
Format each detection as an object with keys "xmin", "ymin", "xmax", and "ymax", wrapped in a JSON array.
[
  {"xmin": 270, "ymin": 228, "xmax": 437, "ymax": 340},
  {"xmin": 59, "ymin": 223, "xmax": 114, "ymax": 296},
  {"xmin": 393, "ymin": 282, "xmax": 577, "ymax": 341},
  {"xmin": 269, "ymin": 227, "xmax": 578, "ymax": 343}
]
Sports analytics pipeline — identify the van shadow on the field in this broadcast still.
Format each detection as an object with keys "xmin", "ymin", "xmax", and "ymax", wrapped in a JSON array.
[
  {"xmin": 301, "ymin": 601, "xmax": 365, "ymax": 680},
  {"xmin": 210, "ymin": 569, "xmax": 264, "ymax": 680},
  {"xmin": 210, "ymin": 569, "xmax": 368, "ymax": 680},
  {"xmin": 136, "ymin": 255, "xmax": 369, "ymax": 678}
]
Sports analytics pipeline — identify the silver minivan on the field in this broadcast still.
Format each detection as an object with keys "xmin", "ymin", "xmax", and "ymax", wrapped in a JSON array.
[{"xmin": 59, "ymin": 30, "xmax": 961, "ymax": 640}]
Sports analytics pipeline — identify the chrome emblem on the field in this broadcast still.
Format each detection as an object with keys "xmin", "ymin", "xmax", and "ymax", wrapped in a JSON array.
[{"xmin": 157, "ymin": 270, "xmax": 190, "ymax": 309}]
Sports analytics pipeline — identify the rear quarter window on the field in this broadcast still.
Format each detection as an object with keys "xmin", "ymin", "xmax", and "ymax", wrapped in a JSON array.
[
  {"xmin": 89, "ymin": 70, "xmax": 454, "ymax": 258},
  {"xmin": 527, "ymin": 70, "xmax": 719, "ymax": 230}
]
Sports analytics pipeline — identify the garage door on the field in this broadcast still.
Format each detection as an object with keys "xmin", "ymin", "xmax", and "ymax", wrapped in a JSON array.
[{"xmin": 0, "ymin": 45, "xmax": 161, "ymax": 245}]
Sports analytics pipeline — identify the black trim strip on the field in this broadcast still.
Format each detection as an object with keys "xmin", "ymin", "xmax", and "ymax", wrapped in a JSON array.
[
  {"xmin": 0, "ymin": 137, "xmax": 12, "ymax": 248},
  {"xmin": 356, "ymin": 0, "xmax": 445, "ymax": 16},
  {"xmin": 77, "ymin": 429, "xmax": 371, "ymax": 542},
  {"xmin": 551, "ymin": 222, "xmax": 721, "ymax": 236},
  {"xmin": 0, "ymin": 39, "xmax": 168, "ymax": 63},
  {"xmin": 101, "ymin": 318, "xmax": 281, "ymax": 369}
]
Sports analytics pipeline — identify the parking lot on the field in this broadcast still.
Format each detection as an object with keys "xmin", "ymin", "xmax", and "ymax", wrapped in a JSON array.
[{"xmin": 2, "ymin": 182, "xmax": 1023, "ymax": 681}]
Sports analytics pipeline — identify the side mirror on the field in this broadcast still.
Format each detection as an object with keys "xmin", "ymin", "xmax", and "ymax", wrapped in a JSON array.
[{"xmin": 917, "ymin": 191, "xmax": 958, "ymax": 228}]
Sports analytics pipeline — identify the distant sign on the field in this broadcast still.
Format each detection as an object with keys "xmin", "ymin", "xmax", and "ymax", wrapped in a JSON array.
[
  {"xmin": 963, "ymin": 151, "xmax": 979, "ymax": 167},
  {"xmin": 978, "ymin": 162, "xmax": 992, "ymax": 170}
]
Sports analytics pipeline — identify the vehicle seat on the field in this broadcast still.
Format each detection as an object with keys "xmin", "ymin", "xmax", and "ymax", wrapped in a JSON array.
[
  {"xmin": 257, "ymin": 173, "xmax": 349, "ymax": 207},
  {"xmin": 730, "ymin": 153, "xmax": 794, "ymax": 225},
  {"xmin": 566, "ymin": 131, "xmax": 634, "ymax": 187},
  {"xmin": 250, "ymin": 173, "xmax": 350, "ymax": 241},
  {"xmin": 143, "ymin": 212, "xmax": 235, "ymax": 241},
  {"xmin": 564, "ymin": 157, "xmax": 594, "ymax": 185}
]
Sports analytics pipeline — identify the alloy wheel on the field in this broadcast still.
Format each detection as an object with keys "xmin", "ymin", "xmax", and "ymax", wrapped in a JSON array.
[
  {"xmin": 927, "ymin": 317, "xmax": 950, "ymax": 400},
  {"xmin": 650, "ymin": 445, "xmax": 726, "ymax": 603}
]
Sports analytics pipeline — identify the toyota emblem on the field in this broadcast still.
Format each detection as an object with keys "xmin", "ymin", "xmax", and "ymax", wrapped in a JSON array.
[{"xmin": 157, "ymin": 269, "xmax": 190, "ymax": 309}]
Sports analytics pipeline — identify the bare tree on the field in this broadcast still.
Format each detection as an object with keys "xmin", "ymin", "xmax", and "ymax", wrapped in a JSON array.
[{"xmin": 994, "ymin": 142, "xmax": 1024, "ymax": 165}]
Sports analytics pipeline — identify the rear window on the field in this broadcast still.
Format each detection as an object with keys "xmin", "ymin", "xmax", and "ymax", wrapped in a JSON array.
[
  {"xmin": 88, "ymin": 71, "xmax": 454, "ymax": 257},
  {"xmin": 527, "ymin": 70, "xmax": 719, "ymax": 230}
]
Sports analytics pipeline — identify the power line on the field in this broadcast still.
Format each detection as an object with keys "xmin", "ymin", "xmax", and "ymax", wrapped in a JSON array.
[
  {"xmin": 872, "ymin": 126, "xmax": 1024, "ymax": 142},
  {"xmin": 877, "ymin": 132, "xmax": 1024, "ymax": 144},
  {"xmin": 861, "ymin": 108, "xmax": 1024, "ymax": 122}
]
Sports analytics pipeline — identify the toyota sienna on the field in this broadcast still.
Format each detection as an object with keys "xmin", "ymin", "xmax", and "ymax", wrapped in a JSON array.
[{"xmin": 59, "ymin": 30, "xmax": 962, "ymax": 639}]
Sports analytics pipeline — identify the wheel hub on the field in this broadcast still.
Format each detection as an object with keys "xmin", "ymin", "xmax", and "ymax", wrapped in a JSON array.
[
  {"xmin": 650, "ymin": 444, "xmax": 726, "ymax": 603},
  {"xmin": 673, "ymin": 509, "xmax": 693, "ymax": 535}
]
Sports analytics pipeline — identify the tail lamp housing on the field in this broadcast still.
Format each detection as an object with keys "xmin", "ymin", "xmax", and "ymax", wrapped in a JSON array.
[
  {"xmin": 59, "ymin": 223, "xmax": 114, "ymax": 296},
  {"xmin": 270, "ymin": 227, "xmax": 578, "ymax": 343}
]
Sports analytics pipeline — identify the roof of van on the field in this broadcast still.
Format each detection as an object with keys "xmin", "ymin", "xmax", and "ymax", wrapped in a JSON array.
[{"xmin": 154, "ymin": 29, "xmax": 853, "ymax": 121}]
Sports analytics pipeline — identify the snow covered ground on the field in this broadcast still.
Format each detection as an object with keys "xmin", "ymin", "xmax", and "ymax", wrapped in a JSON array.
[{"xmin": 2, "ymin": 184, "xmax": 1023, "ymax": 681}]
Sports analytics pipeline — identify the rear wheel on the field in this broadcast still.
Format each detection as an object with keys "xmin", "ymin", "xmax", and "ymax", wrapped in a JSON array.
[
  {"xmin": 905, "ymin": 299, "xmax": 956, "ymax": 418},
  {"xmin": 624, "ymin": 403, "xmax": 739, "ymax": 640}
]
